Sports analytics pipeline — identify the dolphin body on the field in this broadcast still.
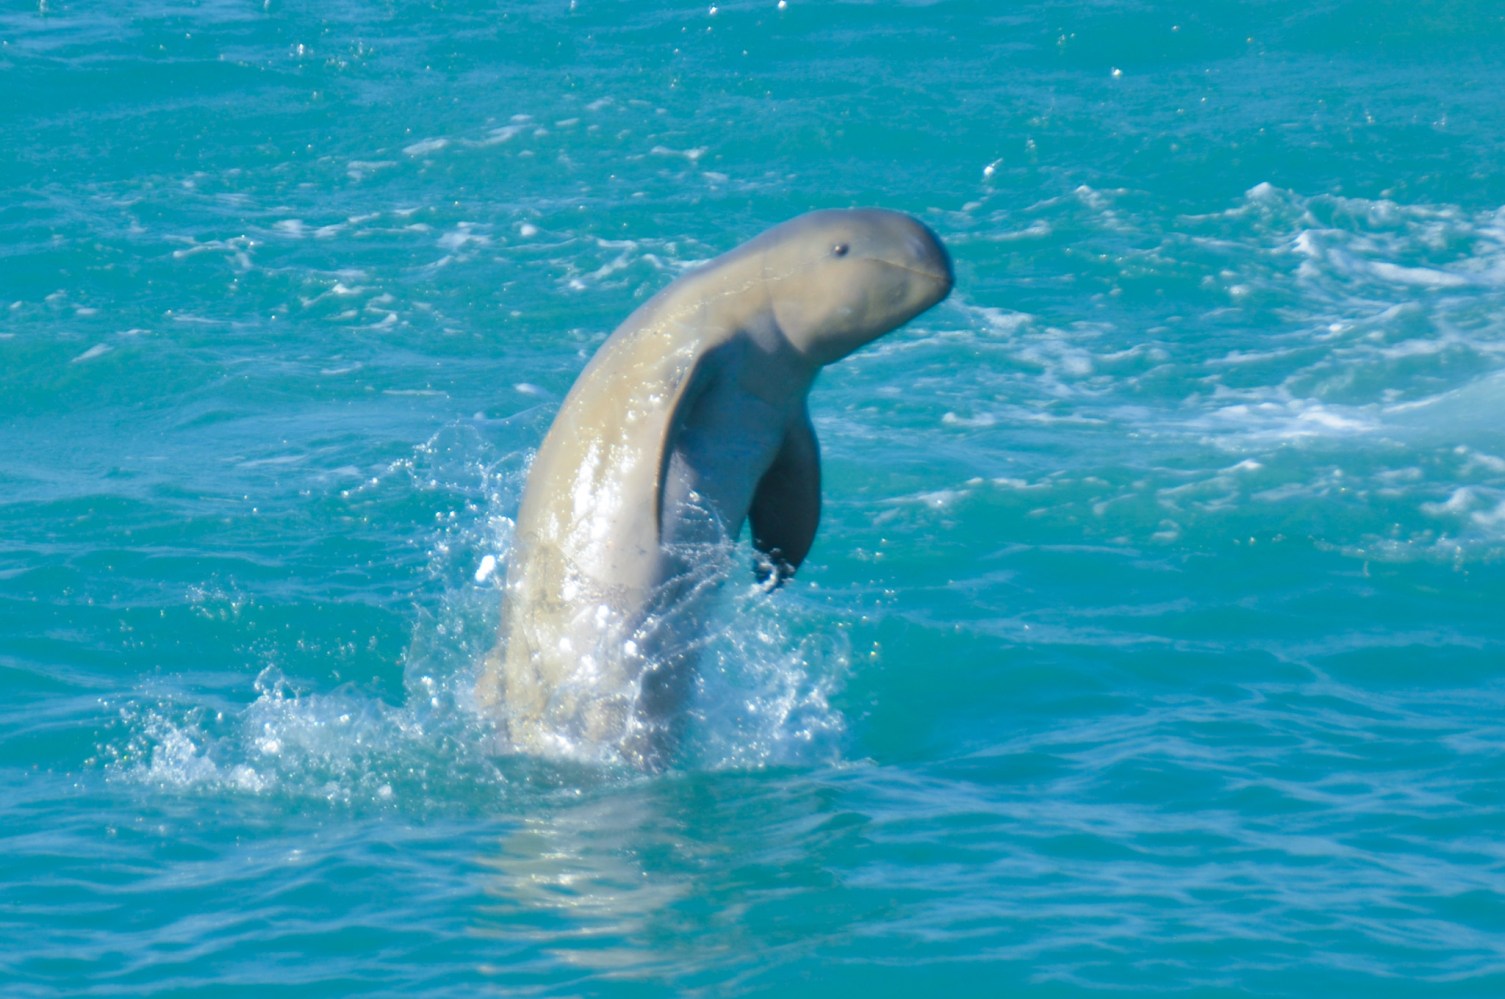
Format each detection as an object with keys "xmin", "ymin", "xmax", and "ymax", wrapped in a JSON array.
[{"xmin": 479, "ymin": 209, "xmax": 953, "ymax": 767}]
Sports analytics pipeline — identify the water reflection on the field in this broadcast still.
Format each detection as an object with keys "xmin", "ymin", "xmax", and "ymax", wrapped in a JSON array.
[{"xmin": 471, "ymin": 766, "xmax": 875, "ymax": 985}]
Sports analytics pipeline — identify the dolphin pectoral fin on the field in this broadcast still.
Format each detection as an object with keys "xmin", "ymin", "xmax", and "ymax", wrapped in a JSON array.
[
  {"xmin": 749, "ymin": 410, "xmax": 821, "ymax": 584},
  {"xmin": 654, "ymin": 352, "xmax": 718, "ymax": 540}
]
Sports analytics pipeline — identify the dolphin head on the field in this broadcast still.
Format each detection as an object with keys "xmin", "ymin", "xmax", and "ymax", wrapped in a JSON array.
[{"xmin": 762, "ymin": 209, "xmax": 953, "ymax": 367}]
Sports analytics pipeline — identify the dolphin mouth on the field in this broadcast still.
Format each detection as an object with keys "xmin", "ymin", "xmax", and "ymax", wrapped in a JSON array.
[
  {"xmin": 886, "ymin": 225, "xmax": 954, "ymax": 294},
  {"xmin": 896, "ymin": 261, "xmax": 953, "ymax": 287},
  {"xmin": 881, "ymin": 257, "xmax": 954, "ymax": 297}
]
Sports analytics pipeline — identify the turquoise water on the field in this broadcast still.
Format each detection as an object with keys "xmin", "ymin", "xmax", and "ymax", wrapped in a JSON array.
[{"xmin": 4, "ymin": 0, "xmax": 1505, "ymax": 994}]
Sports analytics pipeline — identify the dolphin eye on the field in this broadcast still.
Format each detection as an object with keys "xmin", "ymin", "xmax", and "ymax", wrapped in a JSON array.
[{"xmin": 831, "ymin": 242, "xmax": 849, "ymax": 257}]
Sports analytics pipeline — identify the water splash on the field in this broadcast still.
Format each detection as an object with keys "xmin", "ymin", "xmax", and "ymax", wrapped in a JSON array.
[{"xmin": 102, "ymin": 419, "xmax": 855, "ymax": 801}]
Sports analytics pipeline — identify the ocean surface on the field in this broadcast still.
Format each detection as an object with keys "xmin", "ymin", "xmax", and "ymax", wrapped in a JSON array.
[{"xmin": 4, "ymin": 1, "xmax": 1504, "ymax": 995}]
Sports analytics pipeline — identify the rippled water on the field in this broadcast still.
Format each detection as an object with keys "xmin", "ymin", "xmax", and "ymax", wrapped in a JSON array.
[{"xmin": 3, "ymin": 1, "xmax": 1504, "ymax": 995}]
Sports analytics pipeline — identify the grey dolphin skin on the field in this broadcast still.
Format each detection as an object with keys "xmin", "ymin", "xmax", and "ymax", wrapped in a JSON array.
[{"xmin": 478, "ymin": 209, "xmax": 953, "ymax": 767}]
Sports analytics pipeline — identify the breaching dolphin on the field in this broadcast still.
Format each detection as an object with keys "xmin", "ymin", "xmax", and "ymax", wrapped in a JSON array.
[{"xmin": 478, "ymin": 208, "xmax": 953, "ymax": 766}]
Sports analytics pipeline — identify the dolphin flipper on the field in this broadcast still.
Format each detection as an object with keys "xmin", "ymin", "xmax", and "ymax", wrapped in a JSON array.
[
  {"xmin": 654, "ymin": 352, "xmax": 718, "ymax": 540},
  {"xmin": 749, "ymin": 408, "xmax": 821, "ymax": 582}
]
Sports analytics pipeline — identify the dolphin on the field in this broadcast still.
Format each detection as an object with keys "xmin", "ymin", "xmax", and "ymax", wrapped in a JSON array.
[{"xmin": 478, "ymin": 208, "xmax": 953, "ymax": 766}]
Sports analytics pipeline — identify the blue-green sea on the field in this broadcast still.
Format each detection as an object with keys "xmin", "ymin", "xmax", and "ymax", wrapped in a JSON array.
[{"xmin": 4, "ymin": 1, "xmax": 1504, "ymax": 994}]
